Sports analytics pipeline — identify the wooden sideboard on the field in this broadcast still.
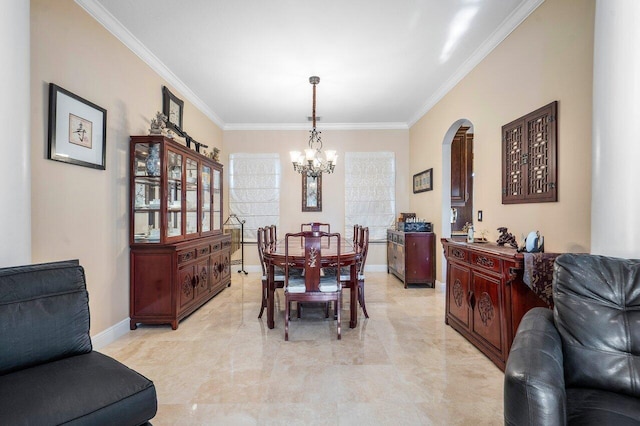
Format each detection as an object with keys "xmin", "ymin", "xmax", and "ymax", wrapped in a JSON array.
[
  {"xmin": 441, "ymin": 238, "xmax": 548, "ymax": 370},
  {"xmin": 387, "ymin": 230, "xmax": 436, "ymax": 288},
  {"xmin": 130, "ymin": 234, "xmax": 231, "ymax": 330}
]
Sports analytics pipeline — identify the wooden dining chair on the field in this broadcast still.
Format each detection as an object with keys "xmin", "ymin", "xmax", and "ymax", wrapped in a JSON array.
[
  {"xmin": 352, "ymin": 224, "xmax": 361, "ymax": 246},
  {"xmin": 284, "ymin": 231, "xmax": 342, "ymax": 341},
  {"xmin": 269, "ymin": 224, "xmax": 277, "ymax": 246},
  {"xmin": 257, "ymin": 227, "xmax": 284, "ymax": 318},
  {"xmin": 340, "ymin": 226, "xmax": 370, "ymax": 318},
  {"xmin": 301, "ymin": 222, "xmax": 330, "ymax": 233}
]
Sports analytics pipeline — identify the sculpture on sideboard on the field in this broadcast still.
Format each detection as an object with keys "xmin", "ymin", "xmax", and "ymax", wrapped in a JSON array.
[{"xmin": 497, "ymin": 227, "xmax": 518, "ymax": 249}]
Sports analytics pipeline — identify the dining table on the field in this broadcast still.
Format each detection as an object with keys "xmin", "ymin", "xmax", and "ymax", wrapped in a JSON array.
[{"xmin": 263, "ymin": 236, "xmax": 360, "ymax": 329}]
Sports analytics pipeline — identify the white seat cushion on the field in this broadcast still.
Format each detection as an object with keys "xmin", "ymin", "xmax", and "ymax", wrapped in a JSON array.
[
  {"xmin": 339, "ymin": 274, "xmax": 351, "ymax": 281},
  {"xmin": 262, "ymin": 274, "xmax": 285, "ymax": 281},
  {"xmin": 319, "ymin": 280, "xmax": 339, "ymax": 292},
  {"xmin": 286, "ymin": 277, "xmax": 306, "ymax": 293}
]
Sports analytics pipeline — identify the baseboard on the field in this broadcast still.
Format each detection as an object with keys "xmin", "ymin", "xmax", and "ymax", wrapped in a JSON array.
[{"xmin": 91, "ymin": 318, "xmax": 131, "ymax": 350}]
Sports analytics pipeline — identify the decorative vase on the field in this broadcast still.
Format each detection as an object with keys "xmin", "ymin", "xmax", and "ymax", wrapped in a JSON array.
[{"xmin": 146, "ymin": 144, "xmax": 160, "ymax": 177}]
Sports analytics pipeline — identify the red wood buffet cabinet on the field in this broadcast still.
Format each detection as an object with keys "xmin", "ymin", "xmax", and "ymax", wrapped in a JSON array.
[
  {"xmin": 441, "ymin": 238, "xmax": 548, "ymax": 370},
  {"xmin": 129, "ymin": 135, "xmax": 230, "ymax": 330}
]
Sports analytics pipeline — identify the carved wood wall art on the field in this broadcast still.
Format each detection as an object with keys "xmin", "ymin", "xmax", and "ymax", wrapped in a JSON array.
[{"xmin": 502, "ymin": 101, "xmax": 558, "ymax": 204}]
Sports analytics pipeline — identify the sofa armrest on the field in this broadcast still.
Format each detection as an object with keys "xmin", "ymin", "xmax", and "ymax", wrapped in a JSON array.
[{"xmin": 504, "ymin": 307, "xmax": 566, "ymax": 426}]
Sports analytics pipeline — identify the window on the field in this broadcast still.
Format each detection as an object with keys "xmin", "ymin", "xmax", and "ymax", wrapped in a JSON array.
[
  {"xmin": 344, "ymin": 152, "xmax": 396, "ymax": 241},
  {"xmin": 229, "ymin": 153, "xmax": 280, "ymax": 241}
]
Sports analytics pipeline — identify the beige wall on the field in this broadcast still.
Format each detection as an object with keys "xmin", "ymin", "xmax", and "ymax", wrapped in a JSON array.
[
  {"xmin": 409, "ymin": 0, "xmax": 595, "ymax": 280},
  {"xmin": 28, "ymin": 0, "xmax": 597, "ymax": 334},
  {"xmin": 223, "ymin": 129, "xmax": 410, "ymax": 267},
  {"xmin": 30, "ymin": 0, "xmax": 222, "ymax": 335}
]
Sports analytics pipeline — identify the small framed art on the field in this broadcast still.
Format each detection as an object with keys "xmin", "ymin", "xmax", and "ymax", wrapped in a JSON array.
[
  {"xmin": 413, "ymin": 168, "xmax": 433, "ymax": 193},
  {"xmin": 162, "ymin": 86, "xmax": 184, "ymax": 133},
  {"xmin": 47, "ymin": 83, "xmax": 107, "ymax": 170}
]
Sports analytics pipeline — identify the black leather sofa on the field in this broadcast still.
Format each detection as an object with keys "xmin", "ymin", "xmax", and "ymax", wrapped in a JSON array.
[
  {"xmin": 0, "ymin": 260, "xmax": 157, "ymax": 425},
  {"xmin": 504, "ymin": 253, "xmax": 640, "ymax": 425}
]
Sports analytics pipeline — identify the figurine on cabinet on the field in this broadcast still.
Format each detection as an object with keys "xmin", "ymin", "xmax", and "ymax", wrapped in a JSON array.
[
  {"xmin": 205, "ymin": 147, "xmax": 220, "ymax": 162},
  {"xmin": 497, "ymin": 227, "xmax": 518, "ymax": 248},
  {"xmin": 149, "ymin": 111, "xmax": 167, "ymax": 135},
  {"xmin": 518, "ymin": 231, "xmax": 545, "ymax": 253}
]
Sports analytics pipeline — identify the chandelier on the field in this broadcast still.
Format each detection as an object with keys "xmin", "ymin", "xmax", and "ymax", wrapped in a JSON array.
[{"xmin": 290, "ymin": 76, "xmax": 337, "ymax": 178}]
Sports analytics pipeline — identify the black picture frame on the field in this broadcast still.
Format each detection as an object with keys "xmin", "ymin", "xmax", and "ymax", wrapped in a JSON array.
[
  {"xmin": 47, "ymin": 83, "xmax": 107, "ymax": 170},
  {"xmin": 162, "ymin": 86, "xmax": 184, "ymax": 133},
  {"xmin": 413, "ymin": 168, "xmax": 433, "ymax": 193},
  {"xmin": 302, "ymin": 174, "xmax": 322, "ymax": 212}
]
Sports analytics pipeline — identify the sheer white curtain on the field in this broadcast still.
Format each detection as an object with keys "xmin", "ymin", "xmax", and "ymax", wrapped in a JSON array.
[
  {"xmin": 344, "ymin": 152, "xmax": 396, "ymax": 241},
  {"xmin": 229, "ymin": 153, "xmax": 280, "ymax": 241}
]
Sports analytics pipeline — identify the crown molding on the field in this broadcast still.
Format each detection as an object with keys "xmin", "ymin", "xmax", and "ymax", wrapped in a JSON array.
[
  {"xmin": 74, "ymin": 0, "xmax": 226, "ymax": 129},
  {"xmin": 224, "ymin": 122, "xmax": 409, "ymax": 131},
  {"xmin": 407, "ymin": 0, "xmax": 545, "ymax": 127},
  {"xmin": 76, "ymin": 0, "xmax": 542, "ymax": 132}
]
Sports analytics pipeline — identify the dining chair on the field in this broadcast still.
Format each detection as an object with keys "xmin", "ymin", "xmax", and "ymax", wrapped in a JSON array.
[
  {"xmin": 284, "ymin": 231, "xmax": 342, "ymax": 341},
  {"xmin": 269, "ymin": 224, "xmax": 277, "ymax": 246},
  {"xmin": 340, "ymin": 226, "xmax": 370, "ymax": 318},
  {"xmin": 301, "ymin": 222, "xmax": 330, "ymax": 233},
  {"xmin": 257, "ymin": 227, "xmax": 284, "ymax": 319},
  {"xmin": 352, "ymin": 224, "xmax": 361, "ymax": 246}
]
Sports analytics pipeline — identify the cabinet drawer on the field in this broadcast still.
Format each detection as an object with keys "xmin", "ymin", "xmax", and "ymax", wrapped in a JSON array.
[
  {"xmin": 211, "ymin": 241, "xmax": 222, "ymax": 252},
  {"xmin": 196, "ymin": 245, "xmax": 211, "ymax": 258},
  {"xmin": 448, "ymin": 246, "xmax": 468, "ymax": 263},
  {"xmin": 222, "ymin": 239, "xmax": 232, "ymax": 250},
  {"xmin": 177, "ymin": 249, "xmax": 196, "ymax": 264},
  {"xmin": 470, "ymin": 252, "xmax": 501, "ymax": 274}
]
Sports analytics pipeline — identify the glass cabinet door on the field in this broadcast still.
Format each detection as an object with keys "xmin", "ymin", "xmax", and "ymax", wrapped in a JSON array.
[
  {"xmin": 185, "ymin": 157, "xmax": 199, "ymax": 236},
  {"xmin": 166, "ymin": 149, "xmax": 183, "ymax": 239},
  {"xmin": 201, "ymin": 164, "xmax": 212, "ymax": 233},
  {"xmin": 132, "ymin": 142, "xmax": 162, "ymax": 243},
  {"xmin": 213, "ymin": 168, "xmax": 221, "ymax": 232}
]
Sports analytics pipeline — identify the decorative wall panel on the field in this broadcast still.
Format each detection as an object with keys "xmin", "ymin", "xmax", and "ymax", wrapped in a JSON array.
[{"xmin": 502, "ymin": 101, "xmax": 557, "ymax": 204}]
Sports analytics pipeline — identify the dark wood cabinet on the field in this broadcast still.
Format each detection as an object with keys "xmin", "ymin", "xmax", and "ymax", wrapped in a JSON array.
[
  {"xmin": 442, "ymin": 239, "xmax": 548, "ymax": 370},
  {"xmin": 387, "ymin": 230, "xmax": 436, "ymax": 288},
  {"xmin": 129, "ymin": 135, "xmax": 229, "ymax": 330},
  {"xmin": 451, "ymin": 127, "xmax": 473, "ymax": 231}
]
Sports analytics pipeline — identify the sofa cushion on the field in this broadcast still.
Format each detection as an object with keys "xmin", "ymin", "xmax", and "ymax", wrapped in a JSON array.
[
  {"xmin": 0, "ymin": 351, "xmax": 157, "ymax": 425},
  {"xmin": 0, "ymin": 260, "xmax": 92, "ymax": 375},
  {"xmin": 553, "ymin": 253, "xmax": 640, "ymax": 397},
  {"xmin": 567, "ymin": 388, "xmax": 640, "ymax": 425}
]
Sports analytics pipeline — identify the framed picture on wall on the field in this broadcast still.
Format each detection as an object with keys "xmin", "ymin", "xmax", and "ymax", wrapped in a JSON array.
[
  {"xmin": 302, "ymin": 173, "xmax": 322, "ymax": 212},
  {"xmin": 47, "ymin": 83, "xmax": 107, "ymax": 170},
  {"xmin": 413, "ymin": 168, "xmax": 433, "ymax": 193},
  {"xmin": 162, "ymin": 86, "xmax": 184, "ymax": 133}
]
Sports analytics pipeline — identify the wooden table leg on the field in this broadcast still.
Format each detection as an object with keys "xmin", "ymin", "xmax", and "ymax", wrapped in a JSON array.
[
  {"xmin": 350, "ymin": 263, "xmax": 357, "ymax": 328},
  {"xmin": 267, "ymin": 263, "xmax": 275, "ymax": 329}
]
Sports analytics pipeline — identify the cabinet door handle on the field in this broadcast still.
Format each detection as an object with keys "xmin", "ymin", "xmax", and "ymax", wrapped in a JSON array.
[{"xmin": 468, "ymin": 291, "xmax": 475, "ymax": 309}]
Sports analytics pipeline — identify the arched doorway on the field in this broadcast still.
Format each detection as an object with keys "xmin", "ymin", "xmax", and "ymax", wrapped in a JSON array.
[{"xmin": 440, "ymin": 119, "xmax": 474, "ymax": 280}]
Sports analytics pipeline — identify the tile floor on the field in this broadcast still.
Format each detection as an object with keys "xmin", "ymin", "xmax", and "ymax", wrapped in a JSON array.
[{"xmin": 102, "ymin": 271, "xmax": 504, "ymax": 425}]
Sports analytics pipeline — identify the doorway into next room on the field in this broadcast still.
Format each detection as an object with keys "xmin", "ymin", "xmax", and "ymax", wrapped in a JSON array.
[{"xmin": 450, "ymin": 126, "xmax": 474, "ymax": 235}]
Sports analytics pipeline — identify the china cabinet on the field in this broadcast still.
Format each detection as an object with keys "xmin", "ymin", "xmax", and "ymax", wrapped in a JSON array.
[
  {"xmin": 441, "ymin": 239, "xmax": 548, "ymax": 370},
  {"xmin": 387, "ymin": 230, "xmax": 436, "ymax": 288},
  {"xmin": 129, "ymin": 135, "xmax": 229, "ymax": 330}
]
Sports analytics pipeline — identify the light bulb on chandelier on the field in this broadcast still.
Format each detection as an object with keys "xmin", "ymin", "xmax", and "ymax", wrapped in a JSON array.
[{"xmin": 290, "ymin": 76, "xmax": 337, "ymax": 178}]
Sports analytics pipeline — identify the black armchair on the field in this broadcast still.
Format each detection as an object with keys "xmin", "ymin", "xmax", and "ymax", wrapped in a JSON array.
[{"xmin": 504, "ymin": 253, "xmax": 640, "ymax": 425}]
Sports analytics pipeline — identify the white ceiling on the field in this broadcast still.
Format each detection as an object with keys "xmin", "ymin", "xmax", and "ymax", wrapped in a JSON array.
[{"xmin": 78, "ymin": 0, "xmax": 542, "ymax": 130}]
